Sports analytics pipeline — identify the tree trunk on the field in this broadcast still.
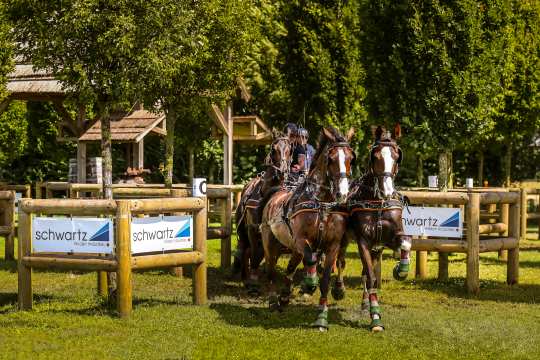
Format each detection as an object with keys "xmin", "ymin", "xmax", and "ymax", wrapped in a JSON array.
[
  {"xmin": 478, "ymin": 150, "xmax": 484, "ymax": 186},
  {"xmin": 165, "ymin": 105, "xmax": 176, "ymax": 189},
  {"xmin": 417, "ymin": 154, "xmax": 424, "ymax": 187},
  {"xmin": 438, "ymin": 150, "xmax": 452, "ymax": 191},
  {"xmin": 504, "ymin": 141, "xmax": 512, "ymax": 187},
  {"xmin": 208, "ymin": 162, "xmax": 215, "ymax": 184},
  {"xmin": 101, "ymin": 114, "xmax": 113, "ymax": 199},
  {"xmin": 188, "ymin": 147, "xmax": 195, "ymax": 180}
]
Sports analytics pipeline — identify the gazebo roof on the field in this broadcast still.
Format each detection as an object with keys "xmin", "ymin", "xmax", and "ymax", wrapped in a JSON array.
[
  {"xmin": 6, "ymin": 64, "xmax": 65, "ymax": 100},
  {"xmin": 79, "ymin": 110, "xmax": 166, "ymax": 142}
]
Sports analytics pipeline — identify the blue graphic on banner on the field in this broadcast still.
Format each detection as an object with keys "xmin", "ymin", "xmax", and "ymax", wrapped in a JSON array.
[
  {"xmin": 176, "ymin": 221, "xmax": 191, "ymax": 238},
  {"xmin": 89, "ymin": 222, "xmax": 110, "ymax": 242},
  {"xmin": 440, "ymin": 212, "xmax": 460, "ymax": 227}
]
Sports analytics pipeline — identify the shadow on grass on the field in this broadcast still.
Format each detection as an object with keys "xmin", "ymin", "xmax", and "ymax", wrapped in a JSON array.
[
  {"xmin": 209, "ymin": 302, "xmax": 367, "ymax": 330},
  {"xmin": 415, "ymin": 278, "xmax": 540, "ymax": 304},
  {"xmin": 0, "ymin": 259, "xmax": 17, "ymax": 272}
]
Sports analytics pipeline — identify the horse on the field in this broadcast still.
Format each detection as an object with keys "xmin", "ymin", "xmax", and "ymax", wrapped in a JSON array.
[
  {"xmin": 343, "ymin": 125, "xmax": 411, "ymax": 332},
  {"xmin": 260, "ymin": 127, "xmax": 355, "ymax": 331},
  {"xmin": 234, "ymin": 132, "xmax": 292, "ymax": 292}
]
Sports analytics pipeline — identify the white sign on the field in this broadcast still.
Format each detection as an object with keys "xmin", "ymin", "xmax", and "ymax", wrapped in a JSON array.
[
  {"xmin": 131, "ymin": 215, "xmax": 193, "ymax": 254},
  {"xmin": 402, "ymin": 206, "xmax": 462, "ymax": 238},
  {"xmin": 33, "ymin": 217, "xmax": 113, "ymax": 254},
  {"xmin": 192, "ymin": 178, "xmax": 207, "ymax": 197},
  {"xmin": 428, "ymin": 176, "xmax": 438, "ymax": 188}
]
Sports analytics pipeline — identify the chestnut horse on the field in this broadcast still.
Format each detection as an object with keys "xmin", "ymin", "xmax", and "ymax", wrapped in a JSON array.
[
  {"xmin": 343, "ymin": 126, "xmax": 411, "ymax": 332},
  {"xmin": 234, "ymin": 133, "xmax": 292, "ymax": 291},
  {"xmin": 260, "ymin": 127, "xmax": 355, "ymax": 331}
]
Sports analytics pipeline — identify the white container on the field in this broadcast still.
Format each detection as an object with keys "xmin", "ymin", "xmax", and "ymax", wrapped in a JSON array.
[
  {"xmin": 428, "ymin": 175, "xmax": 438, "ymax": 188},
  {"xmin": 466, "ymin": 178, "xmax": 474, "ymax": 188},
  {"xmin": 192, "ymin": 178, "xmax": 207, "ymax": 197}
]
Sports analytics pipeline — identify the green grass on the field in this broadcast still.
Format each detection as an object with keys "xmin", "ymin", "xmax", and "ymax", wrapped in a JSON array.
[{"xmin": 0, "ymin": 226, "xmax": 540, "ymax": 359}]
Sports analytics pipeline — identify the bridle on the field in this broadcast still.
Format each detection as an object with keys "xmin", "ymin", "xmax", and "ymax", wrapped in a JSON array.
[
  {"xmin": 265, "ymin": 136, "xmax": 292, "ymax": 180},
  {"xmin": 368, "ymin": 141, "xmax": 402, "ymax": 199}
]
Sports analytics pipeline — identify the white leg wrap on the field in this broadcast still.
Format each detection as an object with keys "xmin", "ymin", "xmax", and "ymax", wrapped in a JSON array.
[{"xmin": 401, "ymin": 239, "xmax": 412, "ymax": 251}]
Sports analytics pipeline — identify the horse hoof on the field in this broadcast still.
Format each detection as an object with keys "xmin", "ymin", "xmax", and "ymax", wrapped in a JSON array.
[
  {"xmin": 371, "ymin": 325, "xmax": 384, "ymax": 333},
  {"xmin": 318, "ymin": 326, "xmax": 328, "ymax": 332},
  {"xmin": 393, "ymin": 264, "xmax": 409, "ymax": 281},
  {"xmin": 301, "ymin": 280, "xmax": 318, "ymax": 296},
  {"xmin": 331, "ymin": 284, "xmax": 345, "ymax": 301},
  {"xmin": 311, "ymin": 310, "xmax": 329, "ymax": 330}
]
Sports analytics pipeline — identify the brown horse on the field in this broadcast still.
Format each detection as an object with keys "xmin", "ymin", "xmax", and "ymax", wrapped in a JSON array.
[
  {"xmin": 260, "ymin": 127, "xmax": 355, "ymax": 330},
  {"xmin": 344, "ymin": 126, "xmax": 411, "ymax": 332},
  {"xmin": 234, "ymin": 133, "xmax": 292, "ymax": 292}
]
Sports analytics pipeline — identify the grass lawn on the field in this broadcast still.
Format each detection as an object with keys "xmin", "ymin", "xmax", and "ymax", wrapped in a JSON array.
[{"xmin": 0, "ymin": 225, "xmax": 539, "ymax": 359}]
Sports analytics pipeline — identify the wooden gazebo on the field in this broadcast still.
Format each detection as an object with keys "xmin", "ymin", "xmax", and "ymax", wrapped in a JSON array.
[{"xmin": 78, "ymin": 108, "xmax": 166, "ymax": 172}]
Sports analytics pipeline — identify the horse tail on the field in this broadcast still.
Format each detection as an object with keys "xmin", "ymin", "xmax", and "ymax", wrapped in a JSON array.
[{"xmin": 256, "ymin": 185, "xmax": 282, "ymax": 224}]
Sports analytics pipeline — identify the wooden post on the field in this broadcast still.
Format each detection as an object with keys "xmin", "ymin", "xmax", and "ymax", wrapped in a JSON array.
[
  {"xmin": 416, "ymin": 235, "xmax": 428, "ymax": 280},
  {"xmin": 193, "ymin": 205, "xmax": 207, "ymax": 305},
  {"xmin": 4, "ymin": 193, "xmax": 15, "ymax": 261},
  {"xmin": 17, "ymin": 210, "xmax": 32, "ymax": 310},
  {"xmin": 35, "ymin": 182, "xmax": 43, "ymax": 199},
  {"xmin": 438, "ymin": 253, "xmax": 448, "ymax": 280},
  {"xmin": 169, "ymin": 189, "xmax": 184, "ymax": 277},
  {"xmin": 133, "ymin": 140, "xmax": 144, "ymax": 169},
  {"xmin": 220, "ymin": 191, "xmax": 232, "ymax": 269},
  {"xmin": 45, "ymin": 183, "xmax": 53, "ymax": 199},
  {"xmin": 466, "ymin": 192, "xmax": 480, "ymax": 295},
  {"xmin": 77, "ymin": 141, "xmax": 87, "ymax": 183},
  {"xmin": 116, "ymin": 200, "xmax": 132, "ymax": 318},
  {"xmin": 520, "ymin": 188, "xmax": 528, "ymax": 240},
  {"xmin": 507, "ymin": 191, "xmax": 520, "ymax": 285},
  {"xmin": 499, "ymin": 203, "xmax": 509, "ymax": 261},
  {"xmin": 223, "ymin": 103, "xmax": 233, "ymax": 185}
]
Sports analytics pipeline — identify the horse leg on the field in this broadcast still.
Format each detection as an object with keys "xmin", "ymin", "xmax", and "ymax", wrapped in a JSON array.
[
  {"xmin": 261, "ymin": 224, "xmax": 280, "ymax": 311},
  {"xmin": 279, "ymin": 250, "xmax": 303, "ymax": 308},
  {"xmin": 246, "ymin": 224, "xmax": 262, "ymax": 296},
  {"xmin": 393, "ymin": 235, "xmax": 412, "ymax": 281},
  {"xmin": 358, "ymin": 241, "xmax": 384, "ymax": 332},
  {"xmin": 300, "ymin": 243, "xmax": 319, "ymax": 295},
  {"xmin": 331, "ymin": 242, "xmax": 347, "ymax": 301},
  {"xmin": 233, "ymin": 221, "xmax": 249, "ymax": 280},
  {"xmin": 312, "ymin": 243, "xmax": 340, "ymax": 331}
]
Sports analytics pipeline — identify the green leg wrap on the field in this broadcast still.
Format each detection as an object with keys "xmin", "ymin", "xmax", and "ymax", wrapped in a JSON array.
[
  {"xmin": 301, "ymin": 275, "xmax": 319, "ymax": 295},
  {"xmin": 393, "ymin": 261, "xmax": 409, "ymax": 281},
  {"xmin": 311, "ymin": 309, "xmax": 329, "ymax": 330}
]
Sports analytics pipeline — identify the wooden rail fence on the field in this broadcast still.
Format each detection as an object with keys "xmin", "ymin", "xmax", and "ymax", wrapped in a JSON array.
[
  {"xmin": 0, "ymin": 191, "xmax": 15, "ymax": 261},
  {"xmin": 17, "ymin": 196, "xmax": 207, "ymax": 318},
  {"xmin": 401, "ymin": 189, "xmax": 520, "ymax": 294}
]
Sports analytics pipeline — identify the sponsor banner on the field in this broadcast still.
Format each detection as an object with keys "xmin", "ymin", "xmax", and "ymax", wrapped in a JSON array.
[
  {"xmin": 33, "ymin": 217, "xmax": 113, "ymax": 254},
  {"xmin": 131, "ymin": 215, "xmax": 193, "ymax": 254},
  {"xmin": 402, "ymin": 206, "xmax": 463, "ymax": 238}
]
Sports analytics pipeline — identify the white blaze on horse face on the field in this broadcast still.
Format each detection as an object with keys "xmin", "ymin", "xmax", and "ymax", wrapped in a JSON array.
[
  {"xmin": 337, "ymin": 149, "xmax": 349, "ymax": 197},
  {"xmin": 380, "ymin": 146, "xmax": 394, "ymax": 196}
]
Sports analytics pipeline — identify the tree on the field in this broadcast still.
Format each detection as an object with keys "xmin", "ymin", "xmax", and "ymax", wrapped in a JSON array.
[
  {"xmin": 245, "ymin": 0, "xmax": 367, "ymax": 144},
  {"xmin": 0, "ymin": 2, "xmax": 13, "ymax": 105},
  {"xmin": 360, "ymin": 0, "xmax": 510, "ymax": 189},
  {"xmin": 133, "ymin": 0, "xmax": 255, "ymax": 187},
  {"xmin": 7, "ymin": 0, "xmax": 147, "ymax": 198}
]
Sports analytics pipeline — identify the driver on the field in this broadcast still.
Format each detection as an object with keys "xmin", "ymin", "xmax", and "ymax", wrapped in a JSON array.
[{"xmin": 283, "ymin": 123, "xmax": 306, "ymax": 176}]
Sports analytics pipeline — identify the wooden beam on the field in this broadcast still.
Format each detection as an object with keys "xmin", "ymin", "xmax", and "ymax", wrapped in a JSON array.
[
  {"xmin": 209, "ymin": 103, "xmax": 229, "ymax": 136},
  {"xmin": 52, "ymin": 101, "xmax": 79, "ymax": 136},
  {"xmin": 133, "ymin": 139, "xmax": 144, "ymax": 169},
  {"xmin": 134, "ymin": 114, "xmax": 166, "ymax": 142}
]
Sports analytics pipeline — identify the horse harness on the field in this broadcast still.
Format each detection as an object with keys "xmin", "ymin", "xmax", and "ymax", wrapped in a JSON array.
[{"xmin": 348, "ymin": 197, "xmax": 405, "ymax": 245}]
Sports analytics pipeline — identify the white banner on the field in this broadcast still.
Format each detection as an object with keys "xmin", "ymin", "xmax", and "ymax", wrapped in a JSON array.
[
  {"xmin": 131, "ymin": 215, "xmax": 193, "ymax": 254},
  {"xmin": 33, "ymin": 217, "xmax": 113, "ymax": 254},
  {"xmin": 402, "ymin": 206, "xmax": 463, "ymax": 238}
]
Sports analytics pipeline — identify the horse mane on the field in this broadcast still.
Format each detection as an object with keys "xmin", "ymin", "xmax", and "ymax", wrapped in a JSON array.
[{"xmin": 309, "ymin": 127, "xmax": 347, "ymax": 171}]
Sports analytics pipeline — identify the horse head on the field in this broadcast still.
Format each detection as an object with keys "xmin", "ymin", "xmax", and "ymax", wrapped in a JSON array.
[
  {"xmin": 266, "ymin": 130, "xmax": 292, "ymax": 176},
  {"xmin": 369, "ymin": 126, "xmax": 402, "ymax": 198},
  {"xmin": 311, "ymin": 127, "xmax": 356, "ymax": 204}
]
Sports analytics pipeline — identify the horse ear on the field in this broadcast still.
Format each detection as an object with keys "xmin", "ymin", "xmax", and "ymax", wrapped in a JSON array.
[
  {"xmin": 393, "ymin": 123, "xmax": 402, "ymax": 140},
  {"xmin": 375, "ymin": 126, "xmax": 383, "ymax": 141},
  {"xmin": 346, "ymin": 127, "xmax": 355, "ymax": 142},
  {"xmin": 323, "ymin": 127, "xmax": 336, "ymax": 142}
]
